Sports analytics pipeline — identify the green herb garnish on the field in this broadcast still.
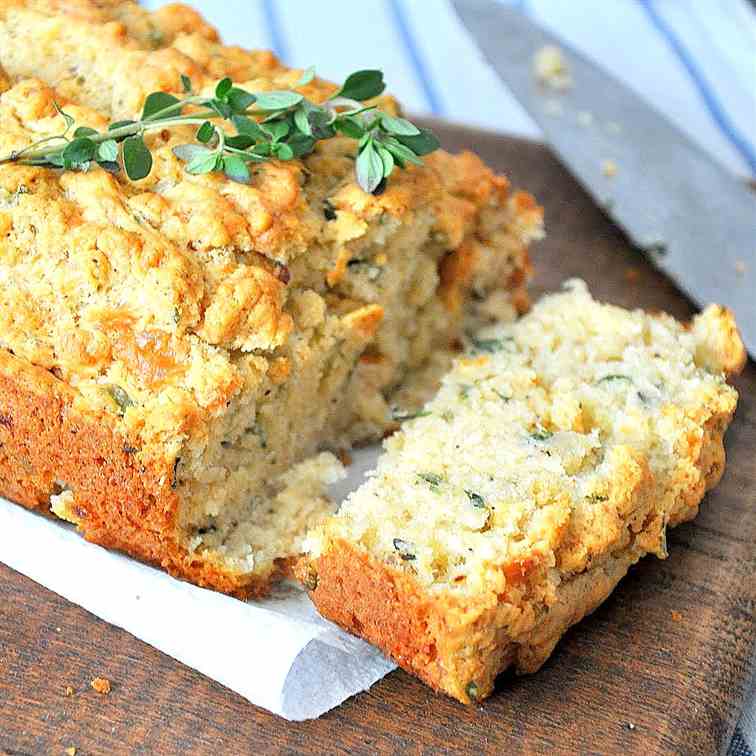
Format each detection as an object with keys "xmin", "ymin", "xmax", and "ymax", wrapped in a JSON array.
[
  {"xmin": 418, "ymin": 472, "xmax": 443, "ymax": 491},
  {"xmin": 392, "ymin": 538, "xmax": 416, "ymax": 561},
  {"xmin": 106, "ymin": 384, "xmax": 133, "ymax": 415},
  {"xmin": 0, "ymin": 69, "xmax": 438, "ymax": 194},
  {"xmin": 469, "ymin": 336, "xmax": 512, "ymax": 354},
  {"xmin": 465, "ymin": 490, "xmax": 486, "ymax": 508},
  {"xmin": 530, "ymin": 426, "xmax": 553, "ymax": 441},
  {"xmin": 597, "ymin": 374, "xmax": 633, "ymax": 385},
  {"xmin": 391, "ymin": 408, "xmax": 431, "ymax": 422}
]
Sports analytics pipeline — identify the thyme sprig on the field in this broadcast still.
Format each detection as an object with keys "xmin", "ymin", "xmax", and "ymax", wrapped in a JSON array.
[{"xmin": 0, "ymin": 69, "xmax": 439, "ymax": 194}]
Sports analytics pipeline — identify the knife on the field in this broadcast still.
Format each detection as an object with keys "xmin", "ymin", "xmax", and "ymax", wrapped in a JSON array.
[{"xmin": 454, "ymin": 0, "xmax": 756, "ymax": 357}]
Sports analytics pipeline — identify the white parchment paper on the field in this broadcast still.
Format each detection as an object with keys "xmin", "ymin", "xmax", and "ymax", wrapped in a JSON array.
[{"xmin": 0, "ymin": 446, "xmax": 396, "ymax": 721}]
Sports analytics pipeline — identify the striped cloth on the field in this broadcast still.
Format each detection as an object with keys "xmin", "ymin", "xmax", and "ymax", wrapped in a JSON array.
[{"xmin": 144, "ymin": 0, "xmax": 756, "ymax": 750}]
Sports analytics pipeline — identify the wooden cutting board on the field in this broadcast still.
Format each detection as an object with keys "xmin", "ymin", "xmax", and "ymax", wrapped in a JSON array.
[{"xmin": 0, "ymin": 123, "xmax": 754, "ymax": 756}]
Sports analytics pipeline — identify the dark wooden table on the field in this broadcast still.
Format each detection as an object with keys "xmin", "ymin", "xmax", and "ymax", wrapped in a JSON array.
[{"xmin": 1, "ymin": 124, "xmax": 754, "ymax": 755}]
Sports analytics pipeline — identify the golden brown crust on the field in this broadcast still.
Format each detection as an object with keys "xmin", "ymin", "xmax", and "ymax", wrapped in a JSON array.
[
  {"xmin": 302, "ymin": 540, "xmax": 457, "ymax": 696},
  {"xmin": 0, "ymin": 348, "xmax": 268, "ymax": 597},
  {"xmin": 666, "ymin": 398, "xmax": 736, "ymax": 528},
  {"xmin": 307, "ymin": 538, "xmax": 642, "ymax": 703},
  {"xmin": 692, "ymin": 304, "xmax": 748, "ymax": 376}
]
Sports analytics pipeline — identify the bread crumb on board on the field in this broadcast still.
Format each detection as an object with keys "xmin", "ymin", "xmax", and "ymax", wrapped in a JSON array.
[
  {"xmin": 533, "ymin": 45, "xmax": 572, "ymax": 90},
  {"xmin": 670, "ymin": 610, "xmax": 683, "ymax": 622},
  {"xmin": 601, "ymin": 159, "xmax": 618, "ymax": 178},
  {"xmin": 65, "ymin": 747, "xmax": 77, "ymax": 756},
  {"xmin": 91, "ymin": 676, "xmax": 111, "ymax": 695},
  {"xmin": 64, "ymin": 685, "xmax": 75, "ymax": 697}
]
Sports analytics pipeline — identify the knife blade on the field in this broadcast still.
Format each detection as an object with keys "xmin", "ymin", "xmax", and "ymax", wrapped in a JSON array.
[{"xmin": 454, "ymin": 0, "xmax": 756, "ymax": 357}]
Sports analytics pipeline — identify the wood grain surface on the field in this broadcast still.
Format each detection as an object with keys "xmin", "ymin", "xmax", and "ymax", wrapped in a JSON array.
[{"xmin": 1, "ymin": 123, "xmax": 754, "ymax": 756}]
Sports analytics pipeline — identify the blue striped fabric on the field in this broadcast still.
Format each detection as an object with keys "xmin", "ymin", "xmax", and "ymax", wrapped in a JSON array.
[
  {"xmin": 260, "ymin": 0, "xmax": 288, "ymax": 61},
  {"xmin": 638, "ymin": 0, "xmax": 756, "ymax": 174},
  {"xmin": 143, "ymin": 0, "xmax": 756, "ymax": 179},
  {"xmin": 387, "ymin": 0, "xmax": 446, "ymax": 114},
  {"xmin": 141, "ymin": 0, "xmax": 756, "ymax": 748}
]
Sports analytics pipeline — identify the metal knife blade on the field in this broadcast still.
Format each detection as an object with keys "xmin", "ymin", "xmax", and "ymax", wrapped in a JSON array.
[{"xmin": 454, "ymin": 0, "xmax": 756, "ymax": 357}]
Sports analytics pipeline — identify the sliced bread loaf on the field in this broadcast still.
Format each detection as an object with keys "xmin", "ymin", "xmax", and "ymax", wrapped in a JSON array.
[
  {"xmin": 305, "ymin": 281, "xmax": 745, "ymax": 702},
  {"xmin": 0, "ymin": 0, "xmax": 540, "ymax": 595}
]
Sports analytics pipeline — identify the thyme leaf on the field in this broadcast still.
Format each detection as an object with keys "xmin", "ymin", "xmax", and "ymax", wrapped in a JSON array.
[
  {"xmin": 530, "ymin": 426, "xmax": 554, "ymax": 441},
  {"xmin": 418, "ymin": 472, "xmax": 443, "ymax": 491},
  {"xmin": 465, "ymin": 490, "xmax": 486, "ymax": 508},
  {"xmin": 0, "ymin": 70, "xmax": 438, "ymax": 195},
  {"xmin": 392, "ymin": 538, "xmax": 416, "ymax": 561},
  {"xmin": 469, "ymin": 335, "xmax": 513, "ymax": 354},
  {"xmin": 597, "ymin": 374, "xmax": 633, "ymax": 384},
  {"xmin": 391, "ymin": 408, "xmax": 431, "ymax": 422},
  {"xmin": 106, "ymin": 385, "xmax": 133, "ymax": 415}
]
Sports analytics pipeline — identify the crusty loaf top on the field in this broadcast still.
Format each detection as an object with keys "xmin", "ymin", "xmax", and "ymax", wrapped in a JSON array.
[{"xmin": 0, "ymin": 1, "xmax": 539, "ymax": 458}]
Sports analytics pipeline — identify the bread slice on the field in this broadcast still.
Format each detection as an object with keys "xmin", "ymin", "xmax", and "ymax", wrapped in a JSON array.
[
  {"xmin": 0, "ymin": 1, "xmax": 541, "ymax": 596},
  {"xmin": 304, "ymin": 281, "xmax": 745, "ymax": 703}
]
